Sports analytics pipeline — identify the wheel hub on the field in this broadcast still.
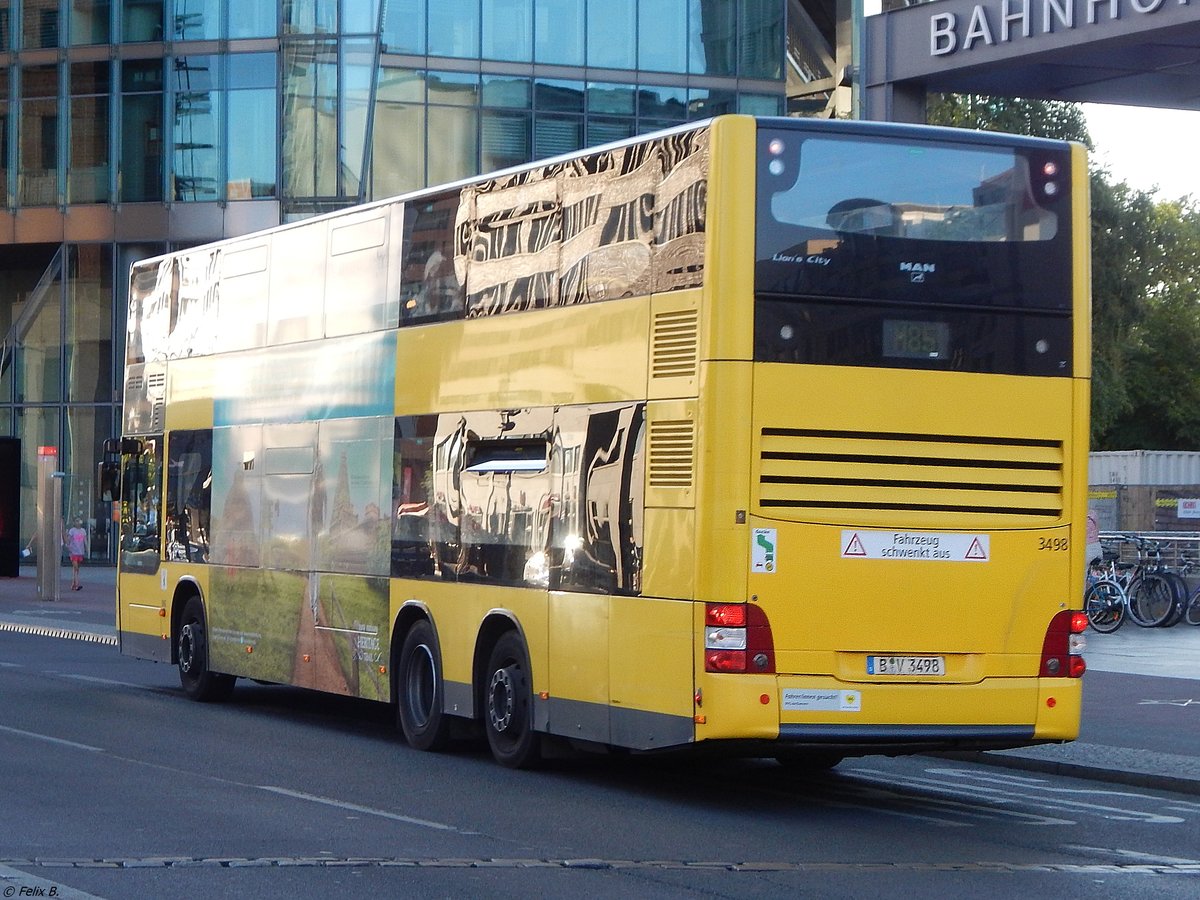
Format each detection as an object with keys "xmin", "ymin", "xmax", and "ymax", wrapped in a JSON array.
[{"xmin": 488, "ymin": 667, "xmax": 515, "ymax": 733}]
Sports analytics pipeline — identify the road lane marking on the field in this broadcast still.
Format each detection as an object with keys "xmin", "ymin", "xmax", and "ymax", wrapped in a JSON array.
[
  {"xmin": 256, "ymin": 786, "xmax": 461, "ymax": 832},
  {"xmin": 0, "ymin": 724, "xmax": 103, "ymax": 752}
]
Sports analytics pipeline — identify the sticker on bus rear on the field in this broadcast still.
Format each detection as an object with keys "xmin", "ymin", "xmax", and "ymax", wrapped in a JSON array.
[
  {"xmin": 840, "ymin": 530, "xmax": 989, "ymax": 562},
  {"xmin": 751, "ymin": 529, "xmax": 777, "ymax": 573},
  {"xmin": 782, "ymin": 689, "xmax": 862, "ymax": 712}
]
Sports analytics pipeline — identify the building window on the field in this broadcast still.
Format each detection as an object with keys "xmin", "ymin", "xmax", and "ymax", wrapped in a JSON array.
[
  {"xmin": 172, "ymin": 55, "xmax": 221, "ymax": 201},
  {"xmin": 122, "ymin": 0, "xmax": 165, "ymax": 42},
  {"xmin": 121, "ymin": 60, "xmax": 165, "ymax": 202},
  {"xmin": 69, "ymin": 62, "xmax": 111, "ymax": 203},
  {"xmin": 70, "ymin": 0, "xmax": 112, "ymax": 45}
]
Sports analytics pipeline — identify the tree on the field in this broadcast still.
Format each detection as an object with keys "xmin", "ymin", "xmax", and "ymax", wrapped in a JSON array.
[{"xmin": 928, "ymin": 94, "xmax": 1200, "ymax": 450}]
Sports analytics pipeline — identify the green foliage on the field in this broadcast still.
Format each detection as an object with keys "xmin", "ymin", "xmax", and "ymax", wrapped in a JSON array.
[
  {"xmin": 927, "ymin": 94, "xmax": 1091, "ymax": 146},
  {"xmin": 928, "ymin": 94, "xmax": 1200, "ymax": 451}
]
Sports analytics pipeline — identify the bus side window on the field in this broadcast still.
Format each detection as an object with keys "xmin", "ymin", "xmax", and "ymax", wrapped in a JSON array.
[
  {"xmin": 392, "ymin": 416, "xmax": 439, "ymax": 578},
  {"xmin": 166, "ymin": 429, "xmax": 213, "ymax": 564},
  {"xmin": 120, "ymin": 438, "xmax": 162, "ymax": 574},
  {"xmin": 399, "ymin": 193, "xmax": 465, "ymax": 325}
]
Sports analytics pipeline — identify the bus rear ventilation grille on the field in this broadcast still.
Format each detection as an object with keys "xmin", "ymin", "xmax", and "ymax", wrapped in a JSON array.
[
  {"xmin": 649, "ymin": 420, "xmax": 695, "ymax": 488},
  {"xmin": 758, "ymin": 427, "xmax": 1064, "ymax": 518},
  {"xmin": 651, "ymin": 309, "xmax": 699, "ymax": 379}
]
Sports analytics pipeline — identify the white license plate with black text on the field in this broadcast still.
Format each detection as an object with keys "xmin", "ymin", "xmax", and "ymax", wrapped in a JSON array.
[{"xmin": 867, "ymin": 655, "xmax": 945, "ymax": 676}]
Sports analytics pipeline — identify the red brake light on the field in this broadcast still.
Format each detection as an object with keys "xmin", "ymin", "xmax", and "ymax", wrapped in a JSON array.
[
  {"xmin": 706, "ymin": 604, "xmax": 747, "ymax": 627},
  {"xmin": 1040, "ymin": 609, "xmax": 1086, "ymax": 678},
  {"xmin": 704, "ymin": 603, "xmax": 775, "ymax": 674}
]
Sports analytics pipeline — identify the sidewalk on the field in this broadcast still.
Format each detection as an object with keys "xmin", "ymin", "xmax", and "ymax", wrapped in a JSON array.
[{"xmin": 2, "ymin": 565, "xmax": 1199, "ymax": 795}]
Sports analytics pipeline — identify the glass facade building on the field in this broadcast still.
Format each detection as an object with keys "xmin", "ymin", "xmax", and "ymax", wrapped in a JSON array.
[{"xmin": 0, "ymin": 0, "xmax": 842, "ymax": 562}]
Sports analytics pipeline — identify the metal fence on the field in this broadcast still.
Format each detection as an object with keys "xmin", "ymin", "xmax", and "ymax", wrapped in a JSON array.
[{"xmin": 1098, "ymin": 531, "xmax": 1200, "ymax": 570}]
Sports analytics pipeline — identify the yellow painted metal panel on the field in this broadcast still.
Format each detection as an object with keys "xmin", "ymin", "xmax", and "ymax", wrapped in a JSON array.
[
  {"xmin": 609, "ymin": 595, "xmax": 694, "ymax": 718},
  {"xmin": 548, "ymin": 592, "xmax": 609, "ymax": 706},
  {"xmin": 117, "ymin": 570, "xmax": 170, "ymax": 640},
  {"xmin": 641, "ymin": 507, "xmax": 695, "ymax": 601},
  {"xmin": 394, "ymin": 297, "xmax": 651, "ymax": 415},
  {"xmin": 703, "ymin": 115, "xmax": 756, "ymax": 363},
  {"xmin": 164, "ymin": 356, "xmax": 215, "ymax": 431}
]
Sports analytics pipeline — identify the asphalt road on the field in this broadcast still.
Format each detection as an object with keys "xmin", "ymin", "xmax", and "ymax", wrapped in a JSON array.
[{"xmin": 2, "ymin": 632, "xmax": 1199, "ymax": 900}]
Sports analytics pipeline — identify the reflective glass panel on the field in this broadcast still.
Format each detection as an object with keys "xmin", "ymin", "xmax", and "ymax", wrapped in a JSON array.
[
  {"xmin": 172, "ymin": 0, "xmax": 219, "ymax": 39},
  {"xmin": 587, "ymin": 82, "xmax": 634, "ymax": 115},
  {"xmin": 482, "ymin": 75, "xmax": 530, "ymax": 109},
  {"xmin": 17, "ymin": 258, "xmax": 61, "ymax": 401},
  {"xmin": 341, "ymin": 38, "xmax": 376, "ymax": 198},
  {"xmin": 227, "ymin": 89, "xmax": 277, "ymax": 198},
  {"xmin": 688, "ymin": 88, "xmax": 735, "ymax": 119},
  {"xmin": 637, "ymin": 85, "xmax": 686, "ymax": 121},
  {"xmin": 23, "ymin": 0, "xmax": 59, "ymax": 48},
  {"xmin": 534, "ymin": 113, "xmax": 581, "ymax": 159},
  {"xmin": 18, "ymin": 94, "xmax": 58, "ymax": 207},
  {"xmin": 71, "ymin": 0, "xmax": 112, "ymax": 45},
  {"xmin": 428, "ymin": 0, "xmax": 478, "ymax": 58},
  {"xmin": 173, "ymin": 56, "xmax": 221, "ymax": 201},
  {"xmin": 534, "ymin": 79, "xmax": 583, "ymax": 113},
  {"xmin": 738, "ymin": 0, "xmax": 784, "ymax": 79},
  {"xmin": 482, "ymin": 0, "xmax": 530, "ymax": 61},
  {"xmin": 370, "ymin": 81, "xmax": 424, "ymax": 198},
  {"xmin": 229, "ymin": 0, "xmax": 277, "ymax": 37},
  {"xmin": 123, "ymin": 0, "xmax": 165, "ymax": 41},
  {"xmin": 342, "ymin": 0, "xmax": 380, "ymax": 33},
  {"xmin": 638, "ymin": 0, "xmax": 686, "ymax": 73},
  {"xmin": 120, "ymin": 92, "xmax": 164, "ymax": 202},
  {"xmin": 66, "ymin": 405, "xmax": 114, "ymax": 562},
  {"xmin": 69, "ymin": 94, "xmax": 110, "ymax": 202},
  {"xmin": 586, "ymin": 117, "xmax": 634, "ymax": 147},
  {"xmin": 282, "ymin": 40, "xmax": 337, "ymax": 198},
  {"xmin": 0, "ymin": 74, "xmax": 7, "ymax": 207},
  {"xmin": 283, "ymin": 0, "xmax": 336, "ymax": 33},
  {"xmin": 738, "ymin": 93, "xmax": 783, "ymax": 115},
  {"xmin": 587, "ymin": 0, "xmax": 633, "ymax": 69},
  {"xmin": 426, "ymin": 106, "xmax": 477, "ymax": 185},
  {"xmin": 165, "ymin": 428, "xmax": 211, "ymax": 564},
  {"xmin": 427, "ymin": 70, "xmax": 479, "ymax": 107},
  {"xmin": 66, "ymin": 246, "xmax": 113, "ymax": 403},
  {"xmin": 481, "ymin": 109, "xmax": 529, "ymax": 172},
  {"xmin": 0, "ymin": 3, "xmax": 10, "ymax": 50},
  {"xmin": 18, "ymin": 407, "xmax": 62, "ymax": 544},
  {"xmin": 229, "ymin": 52, "xmax": 277, "ymax": 90},
  {"xmin": 534, "ymin": 0, "xmax": 583, "ymax": 65},
  {"xmin": 689, "ymin": 0, "xmax": 734, "ymax": 75},
  {"xmin": 381, "ymin": 0, "xmax": 423, "ymax": 53}
]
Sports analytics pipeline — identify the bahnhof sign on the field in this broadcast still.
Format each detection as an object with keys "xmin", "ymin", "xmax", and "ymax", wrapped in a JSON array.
[{"xmin": 864, "ymin": 0, "xmax": 1200, "ymax": 121}]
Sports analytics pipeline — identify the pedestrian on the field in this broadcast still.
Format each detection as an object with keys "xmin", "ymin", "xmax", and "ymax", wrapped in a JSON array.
[{"xmin": 65, "ymin": 520, "xmax": 88, "ymax": 591}]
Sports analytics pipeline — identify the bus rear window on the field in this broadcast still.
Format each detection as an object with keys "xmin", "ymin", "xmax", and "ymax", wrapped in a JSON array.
[{"xmin": 763, "ymin": 135, "xmax": 1059, "ymax": 243}]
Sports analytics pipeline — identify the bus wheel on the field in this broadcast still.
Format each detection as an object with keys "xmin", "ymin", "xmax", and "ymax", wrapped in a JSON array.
[
  {"xmin": 177, "ymin": 596, "xmax": 235, "ymax": 702},
  {"xmin": 397, "ymin": 619, "xmax": 450, "ymax": 752},
  {"xmin": 484, "ymin": 632, "xmax": 540, "ymax": 769}
]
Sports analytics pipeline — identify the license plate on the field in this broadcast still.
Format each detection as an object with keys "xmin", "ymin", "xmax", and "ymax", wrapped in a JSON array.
[{"xmin": 867, "ymin": 655, "xmax": 945, "ymax": 676}]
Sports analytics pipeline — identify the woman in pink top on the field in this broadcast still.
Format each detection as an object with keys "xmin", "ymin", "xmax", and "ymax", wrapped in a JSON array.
[{"xmin": 65, "ymin": 521, "xmax": 87, "ymax": 591}]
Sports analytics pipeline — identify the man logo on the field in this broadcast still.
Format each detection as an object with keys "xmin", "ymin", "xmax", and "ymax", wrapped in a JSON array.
[{"xmin": 900, "ymin": 261, "xmax": 935, "ymax": 284}]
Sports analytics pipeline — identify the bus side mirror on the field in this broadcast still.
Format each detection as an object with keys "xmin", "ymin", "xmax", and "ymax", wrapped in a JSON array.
[{"xmin": 97, "ymin": 460, "xmax": 121, "ymax": 502}]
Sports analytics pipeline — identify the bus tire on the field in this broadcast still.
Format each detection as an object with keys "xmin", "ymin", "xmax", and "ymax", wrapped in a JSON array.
[
  {"xmin": 483, "ymin": 631, "xmax": 541, "ymax": 769},
  {"xmin": 397, "ymin": 619, "xmax": 450, "ymax": 752},
  {"xmin": 177, "ymin": 595, "xmax": 235, "ymax": 702}
]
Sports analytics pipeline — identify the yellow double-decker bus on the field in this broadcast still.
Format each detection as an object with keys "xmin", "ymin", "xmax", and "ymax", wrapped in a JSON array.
[{"xmin": 110, "ymin": 115, "xmax": 1089, "ymax": 769}]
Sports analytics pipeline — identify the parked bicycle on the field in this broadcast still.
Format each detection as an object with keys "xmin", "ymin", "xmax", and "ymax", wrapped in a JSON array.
[{"xmin": 1083, "ymin": 535, "xmax": 1180, "ymax": 631}]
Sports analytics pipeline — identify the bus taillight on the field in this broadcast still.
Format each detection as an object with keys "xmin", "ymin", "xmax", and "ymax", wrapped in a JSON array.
[
  {"xmin": 1039, "ymin": 610, "xmax": 1087, "ymax": 678},
  {"xmin": 705, "ymin": 603, "xmax": 776, "ymax": 674}
]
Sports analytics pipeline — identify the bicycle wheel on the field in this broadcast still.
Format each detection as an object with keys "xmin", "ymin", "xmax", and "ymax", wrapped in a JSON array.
[
  {"xmin": 1128, "ymin": 573, "xmax": 1176, "ymax": 628},
  {"xmin": 1084, "ymin": 580, "xmax": 1126, "ymax": 634},
  {"xmin": 1185, "ymin": 587, "xmax": 1200, "ymax": 627},
  {"xmin": 1161, "ymin": 571, "xmax": 1188, "ymax": 627}
]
